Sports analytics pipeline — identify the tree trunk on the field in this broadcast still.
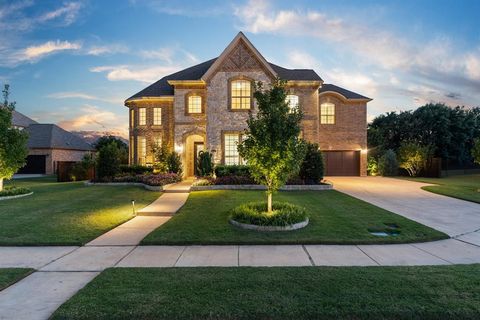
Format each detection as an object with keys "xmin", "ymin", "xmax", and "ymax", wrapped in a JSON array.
[
  {"xmin": 267, "ymin": 192, "xmax": 272, "ymax": 213},
  {"xmin": 0, "ymin": 178, "xmax": 3, "ymax": 192}
]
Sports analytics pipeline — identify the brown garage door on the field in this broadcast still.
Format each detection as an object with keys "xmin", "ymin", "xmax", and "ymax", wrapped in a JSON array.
[{"xmin": 324, "ymin": 151, "xmax": 360, "ymax": 176}]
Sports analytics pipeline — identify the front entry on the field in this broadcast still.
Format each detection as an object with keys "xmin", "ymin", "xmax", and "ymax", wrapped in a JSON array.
[{"xmin": 193, "ymin": 142, "xmax": 204, "ymax": 176}]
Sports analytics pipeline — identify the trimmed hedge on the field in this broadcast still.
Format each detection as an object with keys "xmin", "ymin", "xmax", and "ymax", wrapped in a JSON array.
[
  {"xmin": 230, "ymin": 201, "xmax": 308, "ymax": 227},
  {"xmin": 119, "ymin": 165, "xmax": 153, "ymax": 175},
  {"xmin": 0, "ymin": 186, "xmax": 31, "ymax": 197},
  {"xmin": 111, "ymin": 173, "xmax": 181, "ymax": 186},
  {"xmin": 214, "ymin": 165, "xmax": 250, "ymax": 177}
]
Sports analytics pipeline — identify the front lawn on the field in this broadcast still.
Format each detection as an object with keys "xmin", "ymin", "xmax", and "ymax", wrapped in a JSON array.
[
  {"xmin": 0, "ymin": 177, "xmax": 159, "ymax": 245},
  {"xmin": 401, "ymin": 174, "xmax": 480, "ymax": 204},
  {"xmin": 142, "ymin": 190, "xmax": 447, "ymax": 245},
  {"xmin": 52, "ymin": 265, "xmax": 480, "ymax": 320},
  {"xmin": 0, "ymin": 268, "xmax": 33, "ymax": 291}
]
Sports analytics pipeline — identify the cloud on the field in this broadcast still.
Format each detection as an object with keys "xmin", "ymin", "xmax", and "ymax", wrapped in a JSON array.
[
  {"xmin": 56, "ymin": 104, "xmax": 128, "ymax": 136},
  {"xmin": 234, "ymin": 0, "xmax": 480, "ymax": 91},
  {"xmin": 47, "ymin": 91, "xmax": 123, "ymax": 105},
  {"xmin": 86, "ymin": 44, "xmax": 129, "ymax": 56},
  {"xmin": 23, "ymin": 40, "xmax": 81, "ymax": 60},
  {"xmin": 37, "ymin": 2, "xmax": 83, "ymax": 25},
  {"xmin": 90, "ymin": 65, "xmax": 181, "ymax": 83}
]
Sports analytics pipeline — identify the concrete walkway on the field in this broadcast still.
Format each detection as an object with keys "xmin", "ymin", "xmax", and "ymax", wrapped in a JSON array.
[
  {"xmin": 0, "ymin": 180, "xmax": 191, "ymax": 320},
  {"xmin": 2, "ymin": 177, "xmax": 480, "ymax": 320},
  {"xmin": 328, "ymin": 176, "xmax": 480, "ymax": 239}
]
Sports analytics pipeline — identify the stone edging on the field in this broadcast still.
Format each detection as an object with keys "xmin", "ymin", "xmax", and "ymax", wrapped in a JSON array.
[
  {"xmin": 84, "ymin": 181, "xmax": 176, "ymax": 191},
  {"xmin": 0, "ymin": 192, "xmax": 34, "ymax": 201},
  {"xmin": 229, "ymin": 218, "xmax": 309, "ymax": 231},
  {"xmin": 191, "ymin": 183, "xmax": 332, "ymax": 191}
]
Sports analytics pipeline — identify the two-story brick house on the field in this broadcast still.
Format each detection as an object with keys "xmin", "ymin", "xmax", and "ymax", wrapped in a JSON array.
[{"xmin": 125, "ymin": 33, "xmax": 371, "ymax": 176}]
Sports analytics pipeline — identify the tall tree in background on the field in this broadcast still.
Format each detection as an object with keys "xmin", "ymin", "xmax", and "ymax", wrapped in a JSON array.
[
  {"xmin": 238, "ymin": 80, "xmax": 306, "ymax": 213},
  {"xmin": 0, "ymin": 85, "xmax": 28, "ymax": 191},
  {"xmin": 94, "ymin": 135, "xmax": 128, "ymax": 164}
]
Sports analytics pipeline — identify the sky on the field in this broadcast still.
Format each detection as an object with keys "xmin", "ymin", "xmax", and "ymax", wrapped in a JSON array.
[{"xmin": 1, "ymin": 0, "xmax": 480, "ymax": 137}]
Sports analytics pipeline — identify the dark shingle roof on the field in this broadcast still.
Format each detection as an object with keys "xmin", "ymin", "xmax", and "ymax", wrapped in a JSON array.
[
  {"xmin": 12, "ymin": 110, "xmax": 37, "ymax": 128},
  {"xmin": 126, "ymin": 59, "xmax": 323, "ymax": 101},
  {"xmin": 26, "ymin": 124, "xmax": 94, "ymax": 151},
  {"xmin": 319, "ymin": 84, "xmax": 371, "ymax": 100}
]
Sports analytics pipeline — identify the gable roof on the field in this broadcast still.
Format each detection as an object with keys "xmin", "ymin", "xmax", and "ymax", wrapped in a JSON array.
[
  {"xmin": 26, "ymin": 124, "xmax": 94, "ymax": 151},
  {"xmin": 12, "ymin": 110, "xmax": 38, "ymax": 128},
  {"xmin": 319, "ymin": 84, "xmax": 371, "ymax": 101},
  {"xmin": 202, "ymin": 32, "xmax": 277, "ymax": 81}
]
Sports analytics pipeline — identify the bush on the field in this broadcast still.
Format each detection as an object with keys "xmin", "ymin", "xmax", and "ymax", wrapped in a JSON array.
[
  {"xmin": 119, "ymin": 165, "xmax": 153, "ymax": 175},
  {"xmin": 214, "ymin": 165, "xmax": 250, "ymax": 177},
  {"xmin": 166, "ymin": 152, "xmax": 183, "ymax": 175},
  {"xmin": 378, "ymin": 149, "xmax": 398, "ymax": 176},
  {"xmin": 196, "ymin": 151, "xmax": 214, "ymax": 177},
  {"xmin": 472, "ymin": 138, "xmax": 480, "ymax": 165},
  {"xmin": 398, "ymin": 142, "xmax": 432, "ymax": 177},
  {"xmin": 367, "ymin": 156, "xmax": 379, "ymax": 176},
  {"xmin": 214, "ymin": 175, "xmax": 255, "ymax": 185},
  {"xmin": 112, "ymin": 173, "xmax": 181, "ymax": 186},
  {"xmin": 96, "ymin": 142, "xmax": 121, "ymax": 179},
  {"xmin": 69, "ymin": 154, "xmax": 95, "ymax": 181},
  {"xmin": 298, "ymin": 142, "xmax": 324, "ymax": 184},
  {"xmin": 230, "ymin": 202, "xmax": 308, "ymax": 227},
  {"xmin": 0, "ymin": 186, "xmax": 31, "ymax": 197}
]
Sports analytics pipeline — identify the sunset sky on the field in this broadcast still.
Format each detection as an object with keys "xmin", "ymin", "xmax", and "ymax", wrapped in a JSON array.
[{"xmin": 1, "ymin": 0, "xmax": 479, "ymax": 137}]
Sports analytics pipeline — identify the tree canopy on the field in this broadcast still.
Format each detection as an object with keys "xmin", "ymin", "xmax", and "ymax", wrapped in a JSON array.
[
  {"xmin": 238, "ymin": 79, "xmax": 306, "ymax": 212},
  {"xmin": 0, "ymin": 85, "xmax": 28, "ymax": 191}
]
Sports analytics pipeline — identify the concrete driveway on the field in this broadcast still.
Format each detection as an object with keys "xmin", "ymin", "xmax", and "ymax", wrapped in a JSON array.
[{"xmin": 328, "ymin": 177, "xmax": 480, "ymax": 239}]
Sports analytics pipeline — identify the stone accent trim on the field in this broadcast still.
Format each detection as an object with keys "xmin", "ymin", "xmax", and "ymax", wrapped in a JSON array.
[{"xmin": 229, "ymin": 218, "xmax": 309, "ymax": 232}]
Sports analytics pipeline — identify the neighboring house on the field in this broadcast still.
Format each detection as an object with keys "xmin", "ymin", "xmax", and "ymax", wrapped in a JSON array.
[
  {"xmin": 125, "ymin": 33, "xmax": 371, "ymax": 176},
  {"xmin": 12, "ymin": 111, "xmax": 94, "ymax": 174}
]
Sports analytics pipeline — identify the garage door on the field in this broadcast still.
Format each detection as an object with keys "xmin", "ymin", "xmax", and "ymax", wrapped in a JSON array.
[
  {"xmin": 324, "ymin": 151, "xmax": 360, "ymax": 176},
  {"xmin": 17, "ymin": 155, "xmax": 46, "ymax": 174}
]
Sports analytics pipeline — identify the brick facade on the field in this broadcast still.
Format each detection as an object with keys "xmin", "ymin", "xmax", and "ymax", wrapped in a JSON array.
[{"xmin": 126, "ymin": 34, "xmax": 370, "ymax": 176}]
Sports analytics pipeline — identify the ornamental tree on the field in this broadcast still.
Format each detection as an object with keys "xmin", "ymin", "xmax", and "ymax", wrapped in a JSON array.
[
  {"xmin": 0, "ymin": 85, "xmax": 29, "ymax": 191},
  {"xmin": 238, "ymin": 79, "xmax": 306, "ymax": 213},
  {"xmin": 398, "ymin": 141, "xmax": 432, "ymax": 177}
]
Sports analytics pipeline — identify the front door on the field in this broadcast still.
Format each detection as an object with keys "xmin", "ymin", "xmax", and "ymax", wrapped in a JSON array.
[{"xmin": 193, "ymin": 142, "xmax": 205, "ymax": 176}]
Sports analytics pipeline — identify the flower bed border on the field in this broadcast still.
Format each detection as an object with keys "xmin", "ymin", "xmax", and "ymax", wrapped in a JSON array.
[
  {"xmin": 0, "ymin": 192, "xmax": 34, "ymax": 201},
  {"xmin": 191, "ymin": 182, "xmax": 332, "ymax": 191},
  {"xmin": 84, "ymin": 181, "xmax": 176, "ymax": 191},
  {"xmin": 229, "ymin": 218, "xmax": 309, "ymax": 231}
]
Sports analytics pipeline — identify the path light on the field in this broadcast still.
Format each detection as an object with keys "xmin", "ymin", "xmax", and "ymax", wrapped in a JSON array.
[{"xmin": 131, "ymin": 199, "xmax": 136, "ymax": 216}]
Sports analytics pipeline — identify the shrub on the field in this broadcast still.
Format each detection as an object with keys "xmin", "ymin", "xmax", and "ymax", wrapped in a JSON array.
[
  {"xmin": 230, "ymin": 202, "xmax": 308, "ymax": 227},
  {"xmin": 472, "ymin": 138, "xmax": 480, "ymax": 165},
  {"xmin": 214, "ymin": 175, "xmax": 255, "ymax": 185},
  {"xmin": 69, "ymin": 153, "xmax": 95, "ymax": 181},
  {"xmin": 166, "ymin": 152, "xmax": 183, "ymax": 175},
  {"xmin": 141, "ymin": 173, "xmax": 181, "ymax": 186},
  {"xmin": 367, "ymin": 156, "xmax": 379, "ymax": 176},
  {"xmin": 214, "ymin": 165, "xmax": 250, "ymax": 177},
  {"xmin": 119, "ymin": 165, "xmax": 153, "ymax": 175},
  {"xmin": 192, "ymin": 177, "xmax": 215, "ymax": 186},
  {"xmin": 196, "ymin": 151, "xmax": 214, "ymax": 177},
  {"xmin": 96, "ymin": 141, "xmax": 121, "ymax": 179},
  {"xmin": 398, "ymin": 142, "xmax": 432, "ymax": 177},
  {"xmin": 0, "ymin": 186, "xmax": 31, "ymax": 197},
  {"xmin": 378, "ymin": 149, "xmax": 398, "ymax": 176},
  {"xmin": 298, "ymin": 142, "xmax": 324, "ymax": 184}
]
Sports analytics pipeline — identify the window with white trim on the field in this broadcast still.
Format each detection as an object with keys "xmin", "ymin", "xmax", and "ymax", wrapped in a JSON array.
[
  {"xmin": 139, "ymin": 108, "xmax": 146, "ymax": 126},
  {"xmin": 320, "ymin": 103, "xmax": 335, "ymax": 124},
  {"xmin": 153, "ymin": 107, "xmax": 161, "ymax": 125},
  {"xmin": 224, "ymin": 133, "xmax": 242, "ymax": 165},
  {"xmin": 286, "ymin": 94, "xmax": 299, "ymax": 113},
  {"xmin": 231, "ymin": 80, "xmax": 251, "ymax": 110},
  {"xmin": 188, "ymin": 95, "xmax": 202, "ymax": 113}
]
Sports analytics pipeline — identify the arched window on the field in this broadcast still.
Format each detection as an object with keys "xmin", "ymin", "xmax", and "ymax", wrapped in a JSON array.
[
  {"xmin": 286, "ymin": 94, "xmax": 299, "ymax": 112},
  {"xmin": 320, "ymin": 102, "xmax": 335, "ymax": 124},
  {"xmin": 230, "ymin": 79, "xmax": 251, "ymax": 110},
  {"xmin": 188, "ymin": 95, "xmax": 202, "ymax": 114}
]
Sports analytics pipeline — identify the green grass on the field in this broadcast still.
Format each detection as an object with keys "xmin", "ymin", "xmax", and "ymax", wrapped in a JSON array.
[
  {"xmin": 0, "ymin": 177, "xmax": 159, "ymax": 245},
  {"xmin": 0, "ymin": 268, "xmax": 33, "ymax": 291},
  {"xmin": 52, "ymin": 266, "xmax": 480, "ymax": 320},
  {"xmin": 142, "ymin": 190, "xmax": 447, "ymax": 245},
  {"xmin": 400, "ymin": 174, "xmax": 480, "ymax": 204}
]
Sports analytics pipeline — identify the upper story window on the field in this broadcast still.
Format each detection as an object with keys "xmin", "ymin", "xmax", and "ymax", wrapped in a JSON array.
[
  {"xmin": 230, "ymin": 79, "xmax": 251, "ymax": 110},
  {"xmin": 320, "ymin": 103, "xmax": 335, "ymax": 124},
  {"xmin": 153, "ymin": 107, "xmax": 162, "ymax": 125},
  {"xmin": 286, "ymin": 94, "xmax": 299, "ymax": 113},
  {"xmin": 130, "ymin": 109, "xmax": 135, "ymax": 127},
  {"xmin": 139, "ymin": 108, "xmax": 146, "ymax": 126},
  {"xmin": 188, "ymin": 95, "xmax": 202, "ymax": 114}
]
